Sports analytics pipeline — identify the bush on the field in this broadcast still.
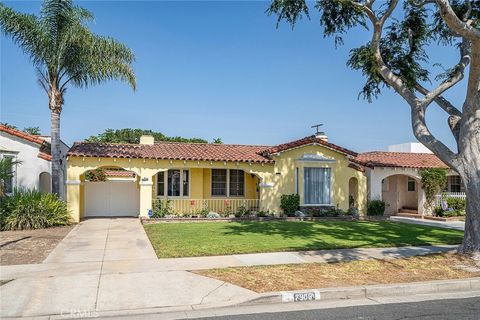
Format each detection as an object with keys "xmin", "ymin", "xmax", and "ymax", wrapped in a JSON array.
[
  {"xmin": 446, "ymin": 197, "xmax": 466, "ymax": 212},
  {"xmin": 151, "ymin": 200, "xmax": 172, "ymax": 218},
  {"xmin": 84, "ymin": 168, "xmax": 107, "ymax": 182},
  {"xmin": 367, "ymin": 200, "xmax": 386, "ymax": 216},
  {"xmin": 0, "ymin": 189, "xmax": 70, "ymax": 230},
  {"xmin": 280, "ymin": 194, "xmax": 300, "ymax": 216},
  {"xmin": 235, "ymin": 205, "xmax": 250, "ymax": 218}
]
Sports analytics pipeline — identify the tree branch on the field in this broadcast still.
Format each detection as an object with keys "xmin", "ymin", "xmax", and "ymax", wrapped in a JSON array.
[
  {"xmin": 357, "ymin": 0, "xmax": 457, "ymax": 165},
  {"xmin": 463, "ymin": 41, "xmax": 480, "ymax": 115},
  {"xmin": 414, "ymin": 82, "xmax": 462, "ymax": 117},
  {"xmin": 434, "ymin": 0, "xmax": 480, "ymax": 40},
  {"xmin": 419, "ymin": 39, "xmax": 471, "ymax": 109}
]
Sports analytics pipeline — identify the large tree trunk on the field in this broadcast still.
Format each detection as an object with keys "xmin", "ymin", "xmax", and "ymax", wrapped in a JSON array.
[
  {"xmin": 457, "ymin": 135, "xmax": 480, "ymax": 255},
  {"xmin": 50, "ymin": 109, "xmax": 62, "ymax": 196},
  {"xmin": 49, "ymin": 86, "xmax": 63, "ymax": 197}
]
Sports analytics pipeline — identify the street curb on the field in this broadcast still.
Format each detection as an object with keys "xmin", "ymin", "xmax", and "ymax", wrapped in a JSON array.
[{"xmin": 241, "ymin": 277, "xmax": 480, "ymax": 305}]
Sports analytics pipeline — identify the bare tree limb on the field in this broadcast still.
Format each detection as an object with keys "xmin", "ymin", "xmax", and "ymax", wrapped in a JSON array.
[
  {"xmin": 435, "ymin": 0, "xmax": 480, "ymax": 40},
  {"xmin": 414, "ymin": 82, "xmax": 462, "ymax": 117},
  {"xmin": 463, "ymin": 41, "xmax": 480, "ymax": 115}
]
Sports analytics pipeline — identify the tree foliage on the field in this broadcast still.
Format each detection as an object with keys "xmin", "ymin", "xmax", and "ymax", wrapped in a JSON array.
[
  {"xmin": 23, "ymin": 126, "xmax": 41, "ymax": 135},
  {"xmin": 268, "ymin": 0, "xmax": 479, "ymax": 102},
  {"xmin": 420, "ymin": 168, "xmax": 448, "ymax": 208},
  {"xmin": 0, "ymin": 0, "xmax": 136, "ymax": 96},
  {"xmin": 85, "ymin": 128, "xmax": 208, "ymax": 144}
]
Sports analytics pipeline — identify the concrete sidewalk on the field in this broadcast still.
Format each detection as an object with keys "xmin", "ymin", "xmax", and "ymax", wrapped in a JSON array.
[
  {"xmin": 390, "ymin": 216, "xmax": 465, "ymax": 231},
  {"xmin": 151, "ymin": 244, "xmax": 458, "ymax": 271}
]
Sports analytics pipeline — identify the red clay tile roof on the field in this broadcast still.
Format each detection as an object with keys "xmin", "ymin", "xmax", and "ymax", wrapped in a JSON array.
[
  {"xmin": 1, "ymin": 125, "xmax": 53, "ymax": 161},
  {"xmin": 37, "ymin": 152, "xmax": 52, "ymax": 161},
  {"xmin": 104, "ymin": 170, "xmax": 136, "ymax": 178},
  {"xmin": 353, "ymin": 151, "xmax": 449, "ymax": 169},
  {"xmin": 0, "ymin": 124, "xmax": 47, "ymax": 145},
  {"xmin": 261, "ymin": 136, "xmax": 358, "ymax": 157},
  {"xmin": 68, "ymin": 141, "xmax": 273, "ymax": 163}
]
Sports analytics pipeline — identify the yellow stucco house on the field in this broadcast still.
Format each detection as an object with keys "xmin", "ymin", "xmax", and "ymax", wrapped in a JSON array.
[{"xmin": 66, "ymin": 134, "xmax": 367, "ymax": 222}]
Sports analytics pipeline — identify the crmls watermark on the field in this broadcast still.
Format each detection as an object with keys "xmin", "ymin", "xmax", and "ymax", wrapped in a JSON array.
[{"xmin": 61, "ymin": 309, "xmax": 99, "ymax": 319}]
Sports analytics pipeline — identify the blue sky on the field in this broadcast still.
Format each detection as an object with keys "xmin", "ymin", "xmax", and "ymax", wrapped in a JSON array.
[{"xmin": 0, "ymin": 1, "xmax": 464, "ymax": 152}]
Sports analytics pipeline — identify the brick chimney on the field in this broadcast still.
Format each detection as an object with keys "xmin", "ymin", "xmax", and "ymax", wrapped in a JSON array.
[{"xmin": 139, "ymin": 135, "xmax": 154, "ymax": 145}]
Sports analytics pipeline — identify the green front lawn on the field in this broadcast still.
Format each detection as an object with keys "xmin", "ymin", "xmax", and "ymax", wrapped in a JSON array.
[{"xmin": 143, "ymin": 221, "xmax": 464, "ymax": 258}]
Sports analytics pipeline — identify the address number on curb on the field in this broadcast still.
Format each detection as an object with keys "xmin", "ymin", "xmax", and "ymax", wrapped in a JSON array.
[{"xmin": 282, "ymin": 291, "xmax": 321, "ymax": 302}]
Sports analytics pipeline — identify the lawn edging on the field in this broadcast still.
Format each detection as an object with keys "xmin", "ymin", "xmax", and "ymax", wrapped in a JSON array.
[
  {"xmin": 141, "ymin": 216, "xmax": 391, "ymax": 224},
  {"xmin": 240, "ymin": 277, "xmax": 480, "ymax": 306}
]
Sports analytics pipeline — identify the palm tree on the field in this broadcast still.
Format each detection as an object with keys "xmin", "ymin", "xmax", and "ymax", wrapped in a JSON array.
[{"xmin": 0, "ymin": 0, "xmax": 136, "ymax": 195}]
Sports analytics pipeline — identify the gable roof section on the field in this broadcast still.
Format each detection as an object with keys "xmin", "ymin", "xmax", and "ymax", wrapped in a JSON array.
[
  {"xmin": 0, "ymin": 125, "xmax": 53, "ymax": 161},
  {"xmin": 0, "ymin": 124, "xmax": 47, "ymax": 145},
  {"xmin": 354, "ymin": 151, "xmax": 448, "ymax": 169},
  {"xmin": 261, "ymin": 136, "xmax": 358, "ymax": 157},
  {"xmin": 68, "ymin": 141, "xmax": 273, "ymax": 163}
]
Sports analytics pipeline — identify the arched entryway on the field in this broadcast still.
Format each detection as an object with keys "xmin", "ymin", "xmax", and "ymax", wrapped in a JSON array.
[
  {"xmin": 39, "ymin": 172, "xmax": 51, "ymax": 193},
  {"xmin": 381, "ymin": 174, "xmax": 420, "ymax": 215},
  {"xmin": 82, "ymin": 166, "xmax": 140, "ymax": 218},
  {"xmin": 348, "ymin": 177, "xmax": 359, "ymax": 208}
]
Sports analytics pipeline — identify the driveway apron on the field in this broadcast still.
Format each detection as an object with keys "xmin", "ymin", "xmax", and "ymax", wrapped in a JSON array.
[{"xmin": 0, "ymin": 218, "xmax": 255, "ymax": 318}]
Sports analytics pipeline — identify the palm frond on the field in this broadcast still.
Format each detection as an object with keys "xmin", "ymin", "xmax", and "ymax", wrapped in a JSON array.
[{"xmin": 0, "ymin": 4, "xmax": 47, "ymax": 66}]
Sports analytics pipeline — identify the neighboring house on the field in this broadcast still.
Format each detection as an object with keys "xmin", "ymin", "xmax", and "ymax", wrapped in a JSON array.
[
  {"xmin": 66, "ymin": 134, "xmax": 367, "ymax": 221},
  {"xmin": 0, "ymin": 125, "xmax": 69, "ymax": 198},
  {"xmin": 355, "ymin": 143, "xmax": 464, "ymax": 216}
]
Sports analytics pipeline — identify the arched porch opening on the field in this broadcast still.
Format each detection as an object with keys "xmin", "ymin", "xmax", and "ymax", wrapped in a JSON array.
[
  {"xmin": 80, "ymin": 166, "xmax": 140, "ymax": 218},
  {"xmin": 381, "ymin": 174, "xmax": 421, "ymax": 215}
]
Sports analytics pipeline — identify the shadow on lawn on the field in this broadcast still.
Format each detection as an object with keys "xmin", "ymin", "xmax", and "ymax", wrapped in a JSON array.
[{"xmin": 222, "ymin": 220, "xmax": 463, "ymax": 253}]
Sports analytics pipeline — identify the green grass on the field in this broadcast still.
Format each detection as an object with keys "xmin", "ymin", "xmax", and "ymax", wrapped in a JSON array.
[{"xmin": 143, "ymin": 221, "xmax": 464, "ymax": 258}]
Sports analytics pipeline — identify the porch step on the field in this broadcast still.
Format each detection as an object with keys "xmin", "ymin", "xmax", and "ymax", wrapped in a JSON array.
[
  {"xmin": 399, "ymin": 208, "xmax": 419, "ymax": 214},
  {"xmin": 396, "ymin": 211, "xmax": 421, "ymax": 219}
]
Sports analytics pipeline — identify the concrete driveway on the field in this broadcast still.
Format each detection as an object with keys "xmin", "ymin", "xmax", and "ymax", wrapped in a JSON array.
[{"xmin": 0, "ymin": 218, "xmax": 255, "ymax": 318}]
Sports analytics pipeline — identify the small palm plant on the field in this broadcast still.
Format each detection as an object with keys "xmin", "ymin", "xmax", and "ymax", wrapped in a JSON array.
[
  {"xmin": 0, "ymin": 157, "xmax": 21, "ymax": 197},
  {"xmin": 0, "ymin": 0, "xmax": 136, "ymax": 195}
]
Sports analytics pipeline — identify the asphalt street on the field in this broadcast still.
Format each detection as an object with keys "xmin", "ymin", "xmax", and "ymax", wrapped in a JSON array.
[{"xmin": 194, "ymin": 297, "xmax": 480, "ymax": 320}]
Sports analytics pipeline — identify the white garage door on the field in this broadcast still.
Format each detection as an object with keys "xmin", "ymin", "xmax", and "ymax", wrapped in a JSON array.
[{"xmin": 85, "ymin": 181, "xmax": 139, "ymax": 217}]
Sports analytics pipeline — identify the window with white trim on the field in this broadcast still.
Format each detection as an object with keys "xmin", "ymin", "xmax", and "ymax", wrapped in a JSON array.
[
  {"xmin": 229, "ymin": 169, "xmax": 244, "ymax": 196},
  {"xmin": 304, "ymin": 167, "xmax": 331, "ymax": 205},
  {"xmin": 449, "ymin": 176, "xmax": 461, "ymax": 192},
  {"xmin": 157, "ymin": 169, "xmax": 189, "ymax": 197},
  {"xmin": 157, "ymin": 172, "xmax": 165, "ymax": 196},
  {"xmin": 1, "ymin": 154, "xmax": 16, "ymax": 194}
]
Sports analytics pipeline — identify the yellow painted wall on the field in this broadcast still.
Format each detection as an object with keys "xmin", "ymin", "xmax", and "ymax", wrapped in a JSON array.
[
  {"xmin": 260, "ymin": 145, "xmax": 367, "ymax": 213},
  {"xmin": 66, "ymin": 143, "xmax": 367, "ymax": 222}
]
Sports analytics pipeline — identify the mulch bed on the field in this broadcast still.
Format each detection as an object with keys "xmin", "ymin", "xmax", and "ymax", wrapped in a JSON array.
[{"xmin": 0, "ymin": 225, "xmax": 75, "ymax": 265}]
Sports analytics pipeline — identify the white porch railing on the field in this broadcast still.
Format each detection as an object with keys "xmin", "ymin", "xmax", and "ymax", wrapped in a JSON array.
[
  {"xmin": 434, "ymin": 192, "xmax": 466, "ymax": 207},
  {"xmin": 152, "ymin": 198, "xmax": 260, "ymax": 215}
]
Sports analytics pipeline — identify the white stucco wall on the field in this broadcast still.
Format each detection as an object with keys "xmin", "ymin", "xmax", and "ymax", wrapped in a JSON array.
[
  {"xmin": 0, "ymin": 131, "xmax": 68, "ymax": 199},
  {"xmin": 387, "ymin": 142, "xmax": 433, "ymax": 153}
]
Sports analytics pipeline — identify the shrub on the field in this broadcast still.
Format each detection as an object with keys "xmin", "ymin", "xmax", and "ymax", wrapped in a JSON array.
[
  {"xmin": 280, "ymin": 194, "xmax": 300, "ymax": 216},
  {"xmin": 235, "ymin": 205, "xmax": 250, "ymax": 218},
  {"xmin": 151, "ymin": 200, "xmax": 172, "ymax": 218},
  {"xmin": 1, "ymin": 189, "xmax": 70, "ymax": 230},
  {"xmin": 257, "ymin": 210, "xmax": 271, "ymax": 217},
  {"xmin": 446, "ymin": 197, "xmax": 466, "ymax": 212},
  {"xmin": 367, "ymin": 200, "xmax": 386, "ymax": 216}
]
